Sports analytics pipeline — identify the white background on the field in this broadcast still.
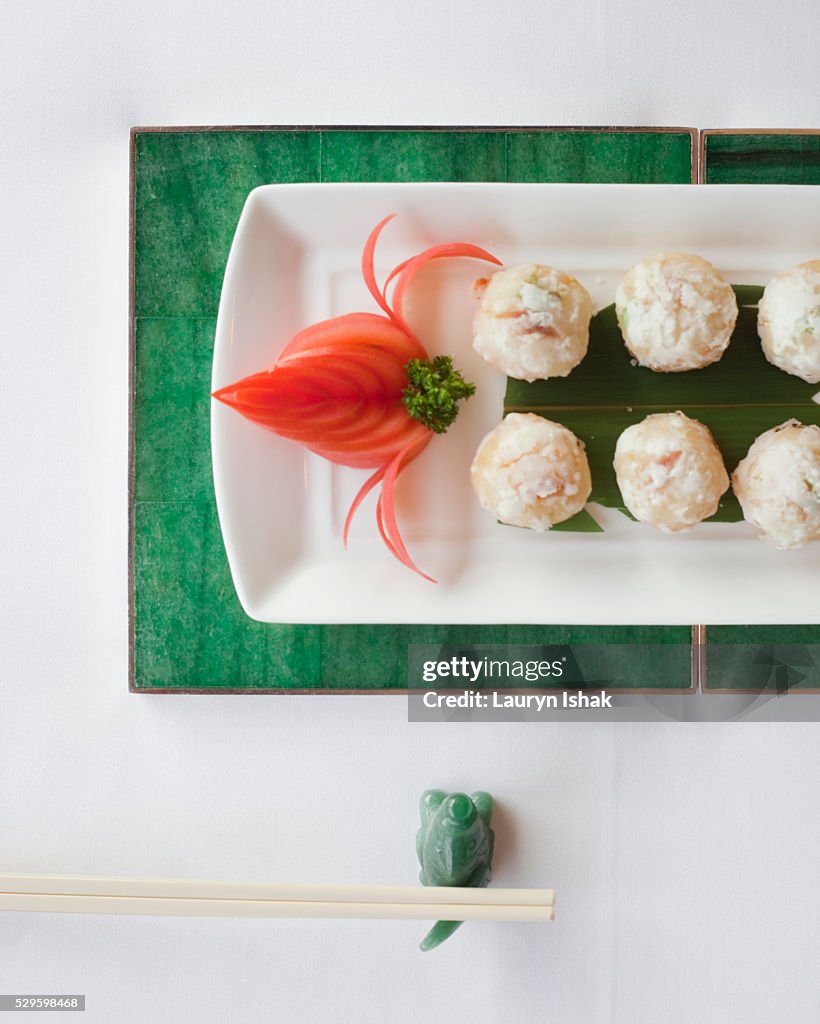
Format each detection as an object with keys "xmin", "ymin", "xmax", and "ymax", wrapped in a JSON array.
[{"xmin": 1, "ymin": 1, "xmax": 820, "ymax": 1021}]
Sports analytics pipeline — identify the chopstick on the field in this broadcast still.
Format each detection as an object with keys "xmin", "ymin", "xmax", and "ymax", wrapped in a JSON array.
[{"xmin": 0, "ymin": 875, "xmax": 555, "ymax": 922}]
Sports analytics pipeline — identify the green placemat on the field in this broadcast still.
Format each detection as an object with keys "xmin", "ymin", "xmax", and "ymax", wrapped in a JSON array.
[
  {"xmin": 702, "ymin": 131, "xmax": 820, "ymax": 185},
  {"xmin": 702, "ymin": 627, "xmax": 820, "ymax": 693},
  {"xmin": 130, "ymin": 126, "xmax": 696, "ymax": 691},
  {"xmin": 701, "ymin": 130, "xmax": 820, "ymax": 691}
]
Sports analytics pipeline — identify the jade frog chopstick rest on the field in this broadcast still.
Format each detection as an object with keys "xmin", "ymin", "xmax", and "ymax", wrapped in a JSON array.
[{"xmin": 416, "ymin": 789, "xmax": 494, "ymax": 951}]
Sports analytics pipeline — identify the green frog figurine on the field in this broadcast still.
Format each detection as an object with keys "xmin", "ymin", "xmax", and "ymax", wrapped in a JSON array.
[{"xmin": 416, "ymin": 789, "xmax": 494, "ymax": 951}]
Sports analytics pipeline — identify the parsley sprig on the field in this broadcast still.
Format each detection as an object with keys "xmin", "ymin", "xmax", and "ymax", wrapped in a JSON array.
[{"xmin": 402, "ymin": 356, "xmax": 477, "ymax": 434}]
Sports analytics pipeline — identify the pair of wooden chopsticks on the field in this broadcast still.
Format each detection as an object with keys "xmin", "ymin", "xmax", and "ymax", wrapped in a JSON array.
[{"xmin": 0, "ymin": 875, "xmax": 555, "ymax": 922}]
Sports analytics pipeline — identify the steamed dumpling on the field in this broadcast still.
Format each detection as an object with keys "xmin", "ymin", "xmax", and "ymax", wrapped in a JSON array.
[
  {"xmin": 758, "ymin": 260, "xmax": 820, "ymax": 383},
  {"xmin": 732, "ymin": 420, "xmax": 820, "ymax": 549},
  {"xmin": 471, "ymin": 413, "xmax": 592, "ymax": 530},
  {"xmin": 473, "ymin": 264, "xmax": 592, "ymax": 381},
  {"xmin": 613, "ymin": 412, "xmax": 729, "ymax": 532},
  {"xmin": 616, "ymin": 253, "xmax": 738, "ymax": 372}
]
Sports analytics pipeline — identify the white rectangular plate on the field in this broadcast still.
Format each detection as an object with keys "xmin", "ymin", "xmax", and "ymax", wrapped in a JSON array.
[{"xmin": 211, "ymin": 183, "xmax": 820, "ymax": 625}]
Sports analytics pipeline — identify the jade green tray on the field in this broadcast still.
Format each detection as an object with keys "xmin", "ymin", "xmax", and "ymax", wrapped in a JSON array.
[{"xmin": 129, "ymin": 125, "xmax": 816, "ymax": 693}]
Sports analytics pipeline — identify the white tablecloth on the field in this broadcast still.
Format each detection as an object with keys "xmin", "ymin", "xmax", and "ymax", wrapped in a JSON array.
[{"xmin": 1, "ymin": 0, "xmax": 819, "ymax": 1020}]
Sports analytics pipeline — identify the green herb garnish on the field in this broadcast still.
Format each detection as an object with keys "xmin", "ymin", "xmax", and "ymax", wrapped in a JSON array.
[{"xmin": 402, "ymin": 356, "xmax": 476, "ymax": 434}]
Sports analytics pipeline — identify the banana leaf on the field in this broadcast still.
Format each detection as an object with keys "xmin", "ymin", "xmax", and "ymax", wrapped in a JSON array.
[{"xmin": 503, "ymin": 285, "xmax": 820, "ymax": 530}]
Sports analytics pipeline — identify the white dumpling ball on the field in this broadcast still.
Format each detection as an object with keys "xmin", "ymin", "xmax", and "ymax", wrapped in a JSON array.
[
  {"xmin": 732, "ymin": 420, "xmax": 820, "ymax": 549},
  {"xmin": 613, "ymin": 412, "xmax": 729, "ymax": 532},
  {"xmin": 471, "ymin": 413, "xmax": 592, "ymax": 530},
  {"xmin": 472, "ymin": 264, "xmax": 592, "ymax": 381},
  {"xmin": 616, "ymin": 253, "xmax": 738, "ymax": 372},
  {"xmin": 758, "ymin": 260, "xmax": 820, "ymax": 383}
]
